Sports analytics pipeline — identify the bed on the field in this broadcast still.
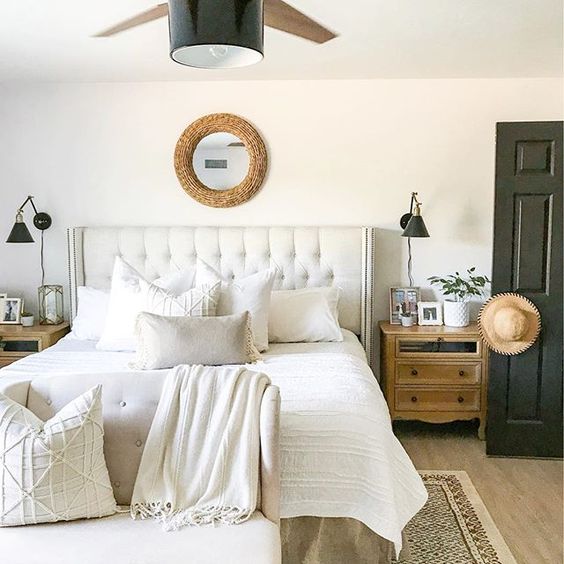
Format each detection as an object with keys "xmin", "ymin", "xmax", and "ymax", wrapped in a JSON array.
[{"xmin": 1, "ymin": 226, "xmax": 427, "ymax": 563}]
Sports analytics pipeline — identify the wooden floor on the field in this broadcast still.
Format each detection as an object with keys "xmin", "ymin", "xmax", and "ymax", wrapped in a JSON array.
[{"xmin": 395, "ymin": 420, "xmax": 563, "ymax": 564}]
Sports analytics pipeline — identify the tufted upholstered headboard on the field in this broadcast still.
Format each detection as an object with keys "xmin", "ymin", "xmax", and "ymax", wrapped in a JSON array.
[{"xmin": 67, "ymin": 226, "xmax": 376, "ymax": 366}]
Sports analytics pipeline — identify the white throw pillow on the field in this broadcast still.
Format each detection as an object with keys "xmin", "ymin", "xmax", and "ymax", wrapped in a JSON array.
[
  {"xmin": 140, "ymin": 279, "xmax": 220, "ymax": 317},
  {"xmin": 196, "ymin": 262, "xmax": 277, "ymax": 352},
  {"xmin": 71, "ymin": 266, "xmax": 194, "ymax": 341},
  {"xmin": 97, "ymin": 257, "xmax": 216, "ymax": 351},
  {"xmin": 268, "ymin": 287, "xmax": 343, "ymax": 343},
  {"xmin": 0, "ymin": 386, "xmax": 116, "ymax": 526},
  {"xmin": 153, "ymin": 266, "xmax": 196, "ymax": 295},
  {"xmin": 71, "ymin": 286, "xmax": 110, "ymax": 340}
]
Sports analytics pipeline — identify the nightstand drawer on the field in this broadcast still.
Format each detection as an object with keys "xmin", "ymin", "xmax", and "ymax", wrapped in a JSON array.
[
  {"xmin": 395, "ymin": 388, "xmax": 481, "ymax": 412},
  {"xmin": 0, "ymin": 339, "xmax": 40, "ymax": 353},
  {"xmin": 396, "ymin": 362, "xmax": 481, "ymax": 386},
  {"xmin": 396, "ymin": 337, "xmax": 481, "ymax": 358},
  {"xmin": 0, "ymin": 353, "xmax": 28, "ymax": 368}
]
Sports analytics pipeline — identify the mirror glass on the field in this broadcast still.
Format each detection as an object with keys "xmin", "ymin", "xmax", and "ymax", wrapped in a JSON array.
[{"xmin": 192, "ymin": 132, "xmax": 250, "ymax": 190}]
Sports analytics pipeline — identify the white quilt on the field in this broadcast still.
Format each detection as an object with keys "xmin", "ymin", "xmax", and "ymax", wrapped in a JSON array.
[{"xmin": 1, "ymin": 331, "xmax": 427, "ymax": 551}]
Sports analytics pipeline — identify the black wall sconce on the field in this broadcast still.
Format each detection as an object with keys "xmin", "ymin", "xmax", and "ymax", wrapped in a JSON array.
[
  {"xmin": 6, "ymin": 195, "xmax": 52, "ymax": 244},
  {"xmin": 6, "ymin": 196, "xmax": 62, "ymax": 324},
  {"xmin": 400, "ymin": 192, "xmax": 430, "ymax": 285}
]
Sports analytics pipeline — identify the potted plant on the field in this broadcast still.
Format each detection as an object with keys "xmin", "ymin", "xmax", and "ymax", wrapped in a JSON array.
[
  {"xmin": 399, "ymin": 302, "xmax": 414, "ymax": 327},
  {"xmin": 21, "ymin": 310, "xmax": 34, "ymax": 327},
  {"xmin": 428, "ymin": 267, "xmax": 490, "ymax": 327}
]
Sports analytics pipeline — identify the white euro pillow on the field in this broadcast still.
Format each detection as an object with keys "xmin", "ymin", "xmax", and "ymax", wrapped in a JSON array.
[
  {"xmin": 70, "ymin": 286, "xmax": 111, "ymax": 340},
  {"xmin": 268, "ymin": 287, "xmax": 343, "ymax": 343},
  {"xmin": 97, "ymin": 257, "xmax": 217, "ymax": 351},
  {"xmin": 0, "ymin": 385, "xmax": 116, "ymax": 526},
  {"xmin": 196, "ymin": 262, "xmax": 276, "ymax": 352},
  {"xmin": 71, "ymin": 265, "xmax": 195, "ymax": 341}
]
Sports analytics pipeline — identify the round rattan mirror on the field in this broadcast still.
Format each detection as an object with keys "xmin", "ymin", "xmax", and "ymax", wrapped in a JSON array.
[{"xmin": 174, "ymin": 113, "xmax": 268, "ymax": 208}]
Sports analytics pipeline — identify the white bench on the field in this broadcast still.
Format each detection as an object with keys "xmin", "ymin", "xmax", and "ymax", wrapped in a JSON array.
[{"xmin": 0, "ymin": 373, "xmax": 281, "ymax": 564}]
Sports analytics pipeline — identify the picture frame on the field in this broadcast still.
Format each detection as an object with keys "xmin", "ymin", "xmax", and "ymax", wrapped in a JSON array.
[
  {"xmin": 417, "ymin": 301, "xmax": 443, "ymax": 326},
  {"xmin": 1, "ymin": 297, "xmax": 22, "ymax": 325},
  {"xmin": 0, "ymin": 294, "xmax": 6, "ymax": 324},
  {"xmin": 389, "ymin": 287, "xmax": 421, "ymax": 324}
]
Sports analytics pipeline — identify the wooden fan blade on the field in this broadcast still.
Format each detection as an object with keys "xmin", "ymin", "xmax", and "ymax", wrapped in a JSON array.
[
  {"xmin": 264, "ymin": 0, "xmax": 337, "ymax": 44},
  {"xmin": 93, "ymin": 3, "xmax": 169, "ymax": 37}
]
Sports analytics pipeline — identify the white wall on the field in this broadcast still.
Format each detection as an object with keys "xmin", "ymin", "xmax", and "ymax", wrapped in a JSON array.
[{"xmin": 0, "ymin": 78, "xmax": 562, "ymax": 328}]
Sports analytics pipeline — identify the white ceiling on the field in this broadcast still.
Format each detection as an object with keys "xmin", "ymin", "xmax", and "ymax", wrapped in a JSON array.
[{"xmin": 0, "ymin": 0, "xmax": 562, "ymax": 82}]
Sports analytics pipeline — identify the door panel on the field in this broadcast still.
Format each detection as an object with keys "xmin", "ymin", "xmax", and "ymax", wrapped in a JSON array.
[
  {"xmin": 488, "ymin": 121, "xmax": 563, "ymax": 457},
  {"xmin": 512, "ymin": 194, "xmax": 552, "ymax": 293}
]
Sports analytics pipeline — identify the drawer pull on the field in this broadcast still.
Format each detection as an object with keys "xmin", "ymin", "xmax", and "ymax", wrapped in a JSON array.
[
  {"xmin": 459, "ymin": 370, "xmax": 465, "ymax": 376},
  {"xmin": 411, "ymin": 369, "xmax": 418, "ymax": 376},
  {"xmin": 411, "ymin": 396, "xmax": 418, "ymax": 403},
  {"xmin": 458, "ymin": 396, "xmax": 464, "ymax": 403}
]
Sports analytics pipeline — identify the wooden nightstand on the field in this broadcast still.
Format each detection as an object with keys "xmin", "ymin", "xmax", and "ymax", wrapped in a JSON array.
[
  {"xmin": 0, "ymin": 322, "xmax": 70, "ymax": 368},
  {"xmin": 379, "ymin": 321, "xmax": 488, "ymax": 439}
]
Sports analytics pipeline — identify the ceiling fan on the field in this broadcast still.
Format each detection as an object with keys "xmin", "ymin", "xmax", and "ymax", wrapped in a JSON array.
[{"xmin": 94, "ymin": 0, "xmax": 338, "ymax": 69}]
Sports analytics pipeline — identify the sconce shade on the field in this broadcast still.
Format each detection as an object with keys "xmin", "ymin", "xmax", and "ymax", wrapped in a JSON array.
[
  {"xmin": 169, "ymin": 0, "xmax": 264, "ymax": 69},
  {"xmin": 402, "ymin": 215, "xmax": 430, "ymax": 238},
  {"xmin": 6, "ymin": 221, "xmax": 34, "ymax": 243}
]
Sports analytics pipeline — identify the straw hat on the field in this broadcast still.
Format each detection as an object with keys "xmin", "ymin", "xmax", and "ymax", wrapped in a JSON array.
[{"xmin": 478, "ymin": 293, "xmax": 541, "ymax": 355}]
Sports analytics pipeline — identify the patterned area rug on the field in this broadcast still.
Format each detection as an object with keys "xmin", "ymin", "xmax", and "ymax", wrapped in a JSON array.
[{"xmin": 395, "ymin": 471, "xmax": 517, "ymax": 564}]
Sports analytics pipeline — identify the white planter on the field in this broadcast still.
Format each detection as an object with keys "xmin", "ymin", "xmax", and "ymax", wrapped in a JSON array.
[
  {"xmin": 443, "ymin": 301, "xmax": 469, "ymax": 327},
  {"xmin": 21, "ymin": 315, "xmax": 34, "ymax": 327},
  {"xmin": 400, "ymin": 315, "xmax": 414, "ymax": 327}
]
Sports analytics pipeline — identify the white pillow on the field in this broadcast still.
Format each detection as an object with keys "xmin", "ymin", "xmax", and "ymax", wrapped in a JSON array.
[
  {"xmin": 268, "ymin": 287, "xmax": 343, "ymax": 343},
  {"xmin": 97, "ymin": 257, "xmax": 216, "ymax": 351},
  {"xmin": 71, "ymin": 266, "xmax": 195, "ymax": 341},
  {"xmin": 140, "ymin": 279, "xmax": 220, "ymax": 317},
  {"xmin": 0, "ymin": 385, "xmax": 116, "ymax": 526},
  {"xmin": 196, "ymin": 262, "xmax": 276, "ymax": 352},
  {"xmin": 153, "ymin": 265, "xmax": 196, "ymax": 295},
  {"xmin": 71, "ymin": 286, "xmax": 110, "ymax": 340},
  {"xmin": 131, "ymin": 311, "xmax": 260, "ymax": 370}
]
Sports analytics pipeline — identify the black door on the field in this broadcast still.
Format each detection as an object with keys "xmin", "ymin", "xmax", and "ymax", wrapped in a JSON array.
[{"xmin": 488, "ymin": 121, "xmax": 563, "ymax": 457}]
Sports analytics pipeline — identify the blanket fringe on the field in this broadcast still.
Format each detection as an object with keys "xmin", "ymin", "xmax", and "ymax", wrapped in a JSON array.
[{"xmin": 131, "ymin": 502, "xmax": 253, "ymax": 531}]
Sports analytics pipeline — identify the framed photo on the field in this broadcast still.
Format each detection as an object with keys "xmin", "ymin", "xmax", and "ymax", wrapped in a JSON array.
[
  {"xmin": 1, "ymin": 298, "xmax": 22, "ymax": 324},
  {"xmin": 389, "ymin": 287, "xmax": 421, "ymax": 324},
  {"xmin": 0, "ymin": 294, "xmax": 6, "ymax": 324},
  {"xmin": 418, "ymin": 301, "xmax": 443, "ymax": 326}
]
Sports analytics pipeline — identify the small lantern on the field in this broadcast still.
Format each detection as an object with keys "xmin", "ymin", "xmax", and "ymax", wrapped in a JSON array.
[{"xmin": 38, "ymin": 285, "xmax": 64, "ymax": 325}]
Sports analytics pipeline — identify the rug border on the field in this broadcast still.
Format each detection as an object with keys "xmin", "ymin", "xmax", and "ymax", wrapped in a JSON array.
[{"xmin": 419, "ymin": 470, "xmax": 517, "ymax": 564}]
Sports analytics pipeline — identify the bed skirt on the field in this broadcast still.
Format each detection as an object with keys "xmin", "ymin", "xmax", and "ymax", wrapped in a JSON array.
[{"xmin": 281, "ymin": 517, "xmax": 409, "ymax": 564}]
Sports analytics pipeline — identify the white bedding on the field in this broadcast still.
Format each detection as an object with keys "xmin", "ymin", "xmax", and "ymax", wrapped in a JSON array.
[{"xmin": 0, "ymin": 330, "xmax": 426, "ymax": 551}]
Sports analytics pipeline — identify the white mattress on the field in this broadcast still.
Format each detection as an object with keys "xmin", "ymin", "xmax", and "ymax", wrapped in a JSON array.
[{"xmin": 0, "ymin": 329, "xmax": 426, "ymax": 551}]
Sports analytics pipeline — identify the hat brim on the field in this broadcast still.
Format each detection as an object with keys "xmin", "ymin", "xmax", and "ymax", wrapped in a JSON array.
[{"xmin": 478, "ymin": 293, "xmax": 541, "ymax": 355}]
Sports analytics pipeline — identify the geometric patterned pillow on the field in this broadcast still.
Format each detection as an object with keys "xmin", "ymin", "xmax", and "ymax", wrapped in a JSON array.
[
  {"xmin": 141, "ymin": 280, "xmax": 220, "ymax": 318},
  {"xmin": 0, "ymin": 386, "xmax": 116, "ymax": 526}
]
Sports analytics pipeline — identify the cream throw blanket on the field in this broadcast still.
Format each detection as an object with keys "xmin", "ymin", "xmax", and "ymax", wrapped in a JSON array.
[{"xmin": 130, "ymin": 364, "xmax": 270, "ymax": 530}]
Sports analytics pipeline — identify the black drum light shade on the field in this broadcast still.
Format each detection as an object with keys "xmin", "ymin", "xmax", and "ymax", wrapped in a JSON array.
[
  {"xmin": 6, "ymin": 215, "xmax": 34, "ymax": 243},
  {"xmin": 169, "ymin": 0, "xmax": 264, "ymax": 69}
]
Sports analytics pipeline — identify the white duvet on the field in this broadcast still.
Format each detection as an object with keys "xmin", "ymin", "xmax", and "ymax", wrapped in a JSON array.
[{"xmin": 1, "ymin": 330, "xmax": 427, "ymax": 551}]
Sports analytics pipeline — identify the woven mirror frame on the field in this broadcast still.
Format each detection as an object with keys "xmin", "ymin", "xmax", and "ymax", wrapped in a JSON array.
[{"xmin": 174, "ymin": 113, "xmax": 268, "ymax": 208}]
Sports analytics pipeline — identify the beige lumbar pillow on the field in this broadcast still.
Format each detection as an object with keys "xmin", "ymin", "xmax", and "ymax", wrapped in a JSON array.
[
  {"xmin": 131, "ymin": 311, "xmax": 261, "ymax": 370},
  {"xmin": 0, "ymin": 386, "xmax": 116, "ymax": 526}
]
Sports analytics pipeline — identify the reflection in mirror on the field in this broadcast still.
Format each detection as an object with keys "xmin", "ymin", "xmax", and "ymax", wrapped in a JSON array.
[{"xmin": 192, "ymin": 132, "xmax": 250, "ymax": 190}]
